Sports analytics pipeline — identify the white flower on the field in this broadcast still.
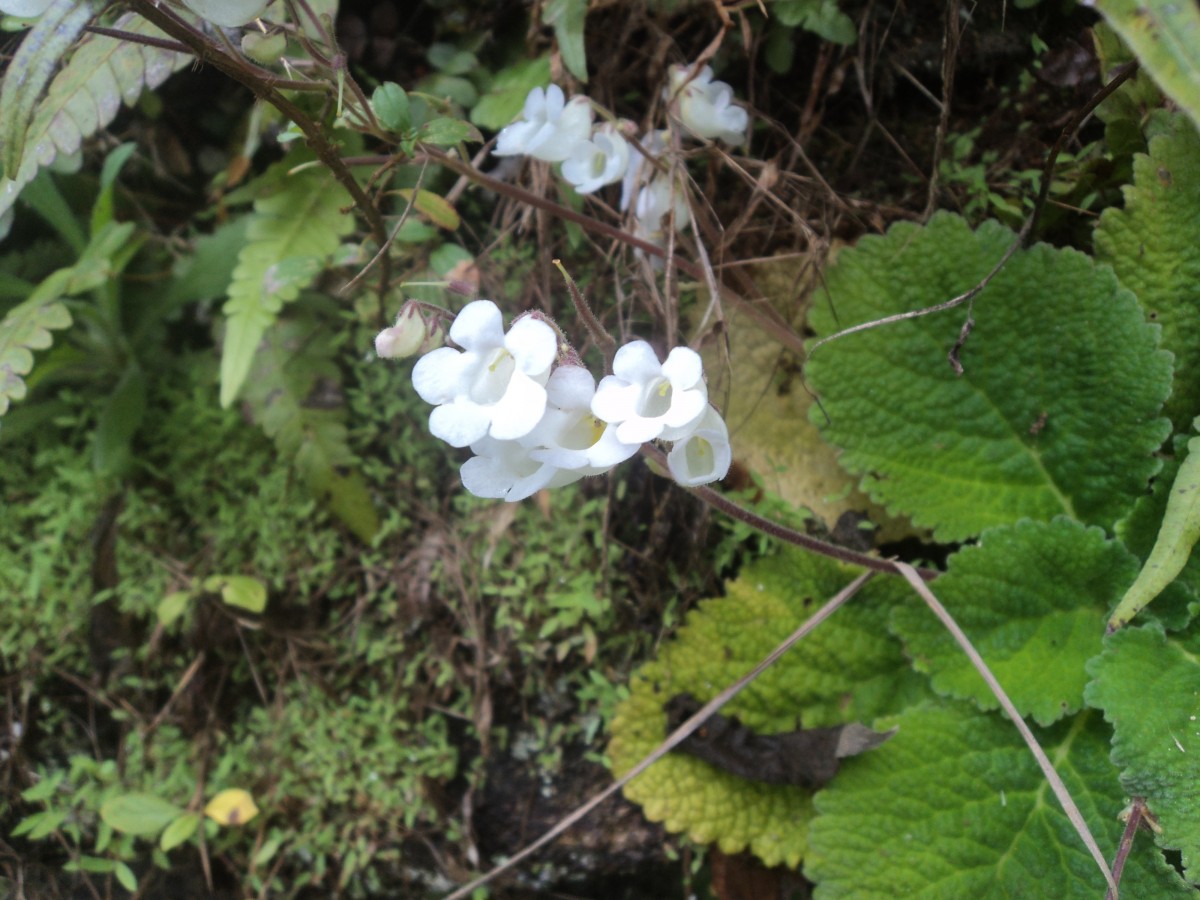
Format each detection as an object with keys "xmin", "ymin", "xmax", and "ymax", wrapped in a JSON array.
[
  {"xmin": 632, "ymin": 175, "xmax": 690, "ymax": 250},
  {"xmin": 591, "ymin": 341, "xmax": 708, "ymax": 444},
  {"xmin": 0, "ymin": 0, "xmax": 52, "ymax": 16},
  {"xmin": 493, "ymin": 85, "xmax": 593, "ymax": 163},
  {"xmin": 560, "ymin": 123, "xmax": 631, "ymax": 195},
  {"xmin": 460, "ymin": 435, "xmax": 587, "ymax": 502},
  {"xmin": 665, "ymin": 64, "xmax": 748, "ymax": 146},
  {"xmin": 412, "ymin": 300, "xmax": 557, "ymax": 448},
  {"xmin": 667, "ymin": 406, "xmax": 732, "ymax": 487}
]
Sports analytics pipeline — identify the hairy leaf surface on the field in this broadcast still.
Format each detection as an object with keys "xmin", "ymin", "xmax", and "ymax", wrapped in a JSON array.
[
  {"xmin": 220, "ymin": 163, "xmax": 354, "ymax": 407},
  {"xmin": 890, "ymin": 518, "xmax": 1138, "ymax": 725},
  {"xmin": 806, "ymin": 704, "xmax": 1191, "ymax": 898},
  {"xmin": 806, "ymin": 213, "xmax": 1171, "ymax": 541},
  {"xmin": 1095, "ymin": 115, "xmax": 1200, "ymax": 432},
  {"xmin": 607, "ymin": 549, "xmax": 923, "ymax": 866},
  {"xmin": 1086, "ymin": 623, "xmax": 1200, "ymax": 880}
]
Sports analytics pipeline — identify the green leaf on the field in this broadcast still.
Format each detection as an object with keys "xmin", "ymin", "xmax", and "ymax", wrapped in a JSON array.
[
  {"xmin": 890, "ymin": 519, "xmax": 1139, "ymax": 726},
  {"xmin": 608, "ymin": 548, "xmax": 925, "ymax": 867},
  {"xmin": 159, "ymin": 812, "xmax": 201, "ymax": 852},
  {"xmin": 92, "ymin": 363, "xmax": 146, "ymax": 478},
  {"xmin": 1091, "ymin": 0, "xmax": 1200, "ymax": 133},
  {"xmin": 1095, "ymin": 114, "xmax": 1200, "ymax": 433},
  {"xmin": 1086, "ymin": 623, "xmax": 1200, "ymax": 881},
  {"xmin": 805, "ymin": 212, "xmax": 1172, "ymax": 542},
  {"xmin": 90, "ymin": 141, "xmax": 137, "ymax": 235},
  {"xmin": 470, "ymin": 57, "xmax": 552, "ymax": 131},
  {"xmin": 427, "ymin": 43, "xmax": 477, "ymax": 76},
  {"xmin": 242, "ymin": 313, "xmax": 379, "ymax": 542},
  {"xmin": 114, "ymin": 861, "xmax": 137, "ymax": 893},
  {"xmin": 156, "ymin": 590, "xmax": 192, "ymax": 627},
  {"xmin": 204, "ymin": 574, "xmax": 267, "ymax": 614},
  {"xmin": 0, "ymin": 0, "xmax": 96, "ymax": 179},
  {"xmin": 806, "ymin": 703, "xmax": 1192, "ymax": 897},
  {"xmin": 1109, "ymin": 434, "xmax": 1200, "ymax": 629},
  {"xmin": 543, "ymin": 0, "xmax": 588, "ymax": 83},
  {"xmin": 0, "ymin": 267, "xmax": 71, "ymax": 416},
  {"xmin": 219, "ymin": 161, "xmax": 353, "ymax": 408},
  {"xmin": 166, "ymin": 217, "xmax": 251, "ymax": 308},
  {"xmin": 99, "ymin": 793, "xmax": 184, "ymax": 836},
  {"xmin": 0, "ymin": 12, "xmax": 192, "ymax": 232},
  {"xmin": 772, "ymin": 0, "xmax": 856, "ymax": 45},
  {"xmin": 397, "ymin": 188, "xmax": 460, "ymax": 230},
  {"xmin": 372, "ymin": 82, "xmax": 411, "ymax": 133},
  {"xmin": 415, "ymin": 117, "xmax": 482, "ymax": 147}
]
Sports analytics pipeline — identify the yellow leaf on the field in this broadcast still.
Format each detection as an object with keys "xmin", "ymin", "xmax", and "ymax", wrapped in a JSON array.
[{"xmin": 204, "ymin": 789, "xmax": 259, "ymax": 826}]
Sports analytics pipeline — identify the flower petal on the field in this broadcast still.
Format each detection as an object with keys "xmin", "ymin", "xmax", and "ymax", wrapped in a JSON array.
[
  {"xmin": 545, "ymin": 365, "xmax": 596, "ymax": 408},
  {"xmin": 429, "ymin": 401, "xmax": 491, "ymax": 448},
  {"xmin": 449, "ymin": 300, "xmax": 505, "ymax": 350},
  {"xmin": 412, "ymin": 347, "xmax": 470, "ymax": 404},
  {"xmin": 505, "ymin": 316, "xmax": 558, "ymax": 376},
  {"xmin": 489, "ymin": 372, "xmax": 548, "ymax": 440},
  {"xmin": 612, "ymin": 340, "xmax": 664, "ymax": 384},
  {"xmin": 662, "ymin": 347, "xmax": 703, "ymax": 388},
  {"xmin": 591, "ymin": 378, "xmax": 643, "ymax": 423}
]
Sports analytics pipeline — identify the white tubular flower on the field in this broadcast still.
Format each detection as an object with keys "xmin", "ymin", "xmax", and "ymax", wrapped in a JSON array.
[
  {"xmin": 526, "ymin": 365, "xmax": 641, "ymax": 470},
  {"xmin": 632, "ymin": 175, "xmax": 690, "ymax": 250},
  {"xmin": 665, "ymin": 64, "xmax": 749, "ymax": 146},
  {"xmin": 460, "ymin": 436, "xmax": 587, "ymax": 502},
  {"xmin": 493, "ymin": 85, "xmax": 593, "ymax": 163},
  {"xmin": 667, "ymin": 406, "xmax": 732, "ymax": 487},
  {"xmin": 560, "ymin": 123, "xmax": 632, "ymax": 195},
  {"xmin": 412, "ymin": 300, "xmax": 558, "ymax": 448},
  {"xmin": 591, "ymin": 341, "xmax": 708, "ymax": 445}
]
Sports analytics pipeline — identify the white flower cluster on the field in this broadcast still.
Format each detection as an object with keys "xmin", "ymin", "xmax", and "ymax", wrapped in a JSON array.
[
  {"xmin": 400, "ymin": 300, "xmax": 731, "ymax": 502},
  {"xmin": 493, "ymin": 63, "xmax": 749, "ymax": 253}
]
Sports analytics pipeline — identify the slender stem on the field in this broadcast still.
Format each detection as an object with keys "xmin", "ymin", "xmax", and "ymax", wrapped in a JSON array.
[
  {"xmin": 552, "ymin": 258, "xmax": 616, "ymax": 363},
  {"xmin": 1106, "ymin": 798, "xmax": 1145, "ymax": 900}
]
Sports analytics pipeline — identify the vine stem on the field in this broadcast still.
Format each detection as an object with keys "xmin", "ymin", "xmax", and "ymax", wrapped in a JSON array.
[
  {"xmin": 442, "ymin": 571, "xmax": 876, "ymax": 900},
  {"xmin": 121, "ymin": 0, "xmax": 389, "ymax": 264}
]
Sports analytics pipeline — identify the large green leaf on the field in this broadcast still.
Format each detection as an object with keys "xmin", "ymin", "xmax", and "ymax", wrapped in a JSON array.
[
  {"xmin": 543, "ymin": 0, "xmax": 588, "ymax": 83},
  {"xmin": 0, "ymin": 12, "xmax": 192, "ymax": 233},
  {"xmin": 242, "ymin": 313, "xmax": 378, "ymax": 542},
  {"xmin": 1095, "ymin": 114, "xmax": 1200, "ymax": 433},
  {"xmin": 805, "ymin": 212, "xmax": 1172, "ymax": 542},
  {"xmin": 1091, "ymin": 0, "xmax": 1200, "ymax": 134},
  {"xmin": 806, "ymin": 703, "xmax": 1191, "ymax": 898},
  {"xmin": 99, "ymin": 793, "xmax": 184, "ymax": 837},
  {"xmin": 890, "ymin": 518, "xmax": 1138, "ymax": 726},
  {"xmin": 219, "ymin": 163, "xmax": 354, "ymax": 407},
  {"xmin": 1086, "ymin": 622, "xmax": 1200, "ymax": 881},
  {"xmin": 608, "ymin": 548, "xmax": 925, "ymax": 867}
]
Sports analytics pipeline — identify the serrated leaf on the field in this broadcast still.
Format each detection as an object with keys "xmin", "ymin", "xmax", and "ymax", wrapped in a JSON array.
[
  {"xmin": 890, "ymin": 519, "xmax": 1139, "ymax": 726},
  {"xmin": 544, "ymin": 0, "xmax": 588, "ymax": 83},
  {"xmin": 159, "ymin": 812, "xmax": 201, "ymax": 851},
  {"xmin": 1091, "ymin": 0, "xmax": 1200, "ymax": 133},
  {"xmin": 397, "ymin": 188, "xmax": 460, "ymax": 230},
  {"xmin": 1095, "ymin": 114, "xmax": 1200, "ymax": 433},
  {"xmin": 1086, "ymin": 623, "xmax": 1200, "ymax": 881},
  {"xmin": 99, "ymin": 793, "xmax": 183, "ymax": 836},
  {"xmin": 0, "ymin": 12, "xmax": 192, "ymax": 233},
  {"xmin": 219, "ymin": 162, "xmax": 353, "ymax": 408},
  {"xmin": 242, "ymin": 314, "xmax": 379, "ymax": 541},
  {"xmin": 608, "ymin": 548, "xmax": 925, "ymax": 867},
  {"xmin": 806, "ymin": 703, "xmax": 1192, "ymax": 898},
  {"xmin": 0, "ymin": 267, "xmax": 71, "ymax": 416},
  {"xmin": 204, "ymin": 788, "xmax": 259, "ymax": 826},
  {"xmin": 470, "ymin": 57, "xmax": 552, "ymax": 131},
  {"xmin": 805, "ymin": 212, "xmax": 1172, "ymax": 542}
]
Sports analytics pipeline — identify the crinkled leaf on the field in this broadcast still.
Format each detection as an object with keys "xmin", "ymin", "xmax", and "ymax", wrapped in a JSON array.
[
  {"xmin": 890, "ymin": 518, "xmax": 1138, "ymax": 726},
  {"xmin": 544, "ymin": 0, "xmax": 588, "ymax": 83},
  {"xmin": 242, "ymin": 313, "xmax": 379, "ymax": 542},
  {"xmin": 805, "ymin": 213, "xmax": 1172, "ymax": 542},
  {"xmin": 1091, "ymin": 0, "xmax": 1200, "ymax": 134},
  {"xmin": 1095, "ymin": 114, "xmax": 1200, "ymax": 432},
  {"xmin": 220, "ymin": 162, "xmax": 353, "ymax": 407},
  {"xmin": 0, "ymin": 12, "xmax": 191, "ymax": 234},
  {"xmin": 1086, "ymin": 622, "xmax": 1200, "ymax": 880},
  {"xmin": 470, "ymin": 56, "xmax": 552, "ymax": 131},
  {"xmin": 806, "ymin": 703, "xmax": 1192, "ymax": 898},
  {"xmin": 100, "ymin": 793, "xmax": 184, "ymax": 836},
  {"xmin": 1110, "ymin": 434, "xmax": 1200, "ymax": 630},
  {"xmin": 0, "ymin": 268, "xmax": 71, "ymax": 416},
  {"xmin": 608, "ymin": 548, "xmax": 926, "ymax": 867}
]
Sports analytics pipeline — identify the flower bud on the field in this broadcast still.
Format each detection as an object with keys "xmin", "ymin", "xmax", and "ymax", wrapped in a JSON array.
[{"xmin": 375, "ymin": 302, "xmax": 437, "ymax": 359}]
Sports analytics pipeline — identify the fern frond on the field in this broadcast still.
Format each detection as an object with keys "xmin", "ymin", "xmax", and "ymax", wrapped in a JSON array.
[{"xmin": 0, "ymin": 269, "xmax": 72, "ymax": 416}]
